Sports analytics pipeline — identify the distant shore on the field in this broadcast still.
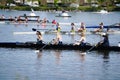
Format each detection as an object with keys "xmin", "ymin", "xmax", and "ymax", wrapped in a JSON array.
[{"xmin": 0, "ymin": 5, "xmax": 120, "ymax": 12}]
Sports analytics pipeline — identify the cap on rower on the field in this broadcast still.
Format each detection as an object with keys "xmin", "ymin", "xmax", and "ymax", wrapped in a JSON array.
[{"xmin": 101, "ymin": 33, "xmax": 107, "ymax": 36}]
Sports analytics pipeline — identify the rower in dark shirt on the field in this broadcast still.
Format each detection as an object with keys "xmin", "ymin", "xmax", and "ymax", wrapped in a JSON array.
[
  {"xmin": 70, "ymin": 23, "xmax": 76, "ymax": 33},
  {"xmin": 36, "ymin": 31, "xmax": 43, "ymax": 44},
  {"xmin": 98, "ymin": 33, "xmax": 109, "ymax": 47}
]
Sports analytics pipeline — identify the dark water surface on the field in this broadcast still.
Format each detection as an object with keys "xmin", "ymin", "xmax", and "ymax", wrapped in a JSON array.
[{"xmin": 0, "ymin": 10, "xmax": 120, "ymax": 80}]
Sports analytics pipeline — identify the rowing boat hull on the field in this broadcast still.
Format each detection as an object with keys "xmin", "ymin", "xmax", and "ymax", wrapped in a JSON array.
[
  {"xmin": 55, "ymin": 15, "xmax": 71, "ymax": 17},
  {"xmin": 0, "ymin": 20, "xmax": 120, "ymax": 28},
  {"xmin": 0, "ymin": 18, "xmax": 39, "ymax": 22},
  {"xmin": 13, "ymin": 31, "xmax": 120, "ymax": 35},
  {"xmin": 0, "ymin": 42, "xmax": 120, "ymax": 51}
]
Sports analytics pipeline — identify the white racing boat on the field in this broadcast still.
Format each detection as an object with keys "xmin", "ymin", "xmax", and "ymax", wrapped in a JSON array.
[
  {"xmin": 95, "ymin": 10, "xmax": 108, "ymax": 14},
  {"xmin": 56, "ymin": 11, "xmax": 71, "ymax": 17}
]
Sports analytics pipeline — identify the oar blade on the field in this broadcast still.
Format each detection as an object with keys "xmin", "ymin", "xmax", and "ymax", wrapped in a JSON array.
[{"xmin": 32, "ymin": 28, "xmax": 37, "ymax": 31}]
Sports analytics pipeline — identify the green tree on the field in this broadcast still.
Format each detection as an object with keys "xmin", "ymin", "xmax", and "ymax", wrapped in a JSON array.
[
  {"xmin": 116, "ymin": 0, "xmax": 120, "ymax": 3},
  {"xmin": 97, "ymin": 0, "xmax": 105, "ymax": 7},
  {"xmin": 6, "ymin": 0, "xmax": 13, "ymax": 4},
  {"xmin": 54, "ymin": 0, "xmax": 59, "ymax": 5},
  {"xmin": 61, "ymin": 0, "xmax": 71, "ymax": 4},
  {"xmin": 54, "ymin": 0, "xmax": 59, "ymax": 10},
  {"xmin": 87, "ymin": 0, "xmax": 92, "ymax": 6},
  {"xmin": 27, "ymin": 0, "xmax": 39, "ymax": 5},
  {"xmin": 6, "ymin": 0, "xmax": 14, "ymax": 9}
]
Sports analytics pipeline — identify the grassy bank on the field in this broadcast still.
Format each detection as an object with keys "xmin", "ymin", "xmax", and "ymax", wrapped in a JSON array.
[{"xmin": 0, "ymin": 5, "xmax": 120, "ymax": 11}]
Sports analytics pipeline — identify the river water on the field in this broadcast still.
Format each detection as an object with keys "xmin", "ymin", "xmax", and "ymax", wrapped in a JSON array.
[{"xmin": 0, "ymin": 10, "xmax": 120, "ymax": 80}]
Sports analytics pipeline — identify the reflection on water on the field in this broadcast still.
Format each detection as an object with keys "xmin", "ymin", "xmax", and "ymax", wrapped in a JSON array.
[
  {"xmin": 15, "ymin": 73, "xmax": 29, "ymax": 80},
  {"xmin": 36, "ymin": 50, "xmax": 42, "ymax": 59},
  {"xmin": 0, "ymin": 49, "xmax": 120, "ymax": 80},
  {"xmin": 96, "ymin": 51, "xmax": 110, "ymax": 61},
  {"xmin": 53, "ymin": 50, "xmax": 62, "ymax": 65},
  {"xmin": 75, "ymin": 50, "xmax": 86, "ymax": 62},
  {"xmin": 103, "ymin": 51, "xmax": 109, "ymax": 60},
  {"xmin": 75, "ymin": 50, "xmax": 87, "ymax": 80},
  {"xmin": 36, "ymin": 50, "xmax": 62, "ymax": 65}
]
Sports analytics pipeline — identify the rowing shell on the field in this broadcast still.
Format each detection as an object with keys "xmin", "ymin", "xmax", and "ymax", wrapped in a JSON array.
[
  {"xmin": 0, "ymin": 42, "xmax": 120, "ymax": 51},
  {"xmin": 13, "ymin": 30, "xmax": 120, "ymax": 35},
  {"xmin": 1, "ymin": 21, "xmax": 120, "ymax": 28}
]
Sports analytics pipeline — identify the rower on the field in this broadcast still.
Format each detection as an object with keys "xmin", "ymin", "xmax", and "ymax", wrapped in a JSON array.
[
  {"xmin": 52, "ymin": 19, "xmax": 57, "ymax": 24},
  {"xmin": 74, "ymin": 33, "xmax": 86, "ymax": 46},
  {"xmin": 37, "ymin": 17, "xmax": 41, "ymax": 23},
  {"xmin": 56, "ymin": 23, "xmax": 61, "ymax": 32},
  {"xmin": 1, "ymin": 15, "xmax": 5, "ymax": 19},
  {"xmin": 14, "ymin": 17, "xmax": 17, "ymax": 22},
  {"xmin": 70, "ymin": 23, "xmax": 76, "ymax": 33},
  {"xmin": 17, "ymin": 16, "xmax": 22, "ymax": 23},
  {"xmin": 36, "ymin": 31, "xmax": 43, "ymax": 44},
  {"xmin": 25, "ymin": 16, "xmax": 28, "ymax": 23},
  {"xmin": 52, "ymin": 32, "xmax": 62, "ymax": 45},
  {"xmin": 78, "ymin": 22, "xmax": 86, "ymax": 33},
  {"xmin": 94, "ymin": 22, "xmax": 104, "ymax": 32},
  {"xmin": 56, "ymin": 32, "xmax": 62, "ymax": 45},
  {"xmin": 98, "ymin": 33, "xmax": 109, "ymax": 47},
  {"xmin": 79, "ymin": 33, "xmax": 86, "ymax": 46},
  {"xmin": 9, "ymin": 16, "xmax": 14, "ymax": 22},
  {"xmin": 42, "ymin": 17, "xmax": 47, "ymax": 23}
]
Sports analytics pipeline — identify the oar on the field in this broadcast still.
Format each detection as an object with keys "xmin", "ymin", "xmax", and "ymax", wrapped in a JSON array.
[
  {"xmin": 32, "ymin": 28, "xmax": 48, "ymax": 31},
  {"xmin": 32, "ymin": 28, "xmax": 70, "ymax": 34},
  {"xmin": 40, "ymin": 44, "xmax": 48, "ymax": 51},
  {"xmin": 32, "ymin": 28, "xmax": 54, "ymax": 32},
  {"xmin": 108, "ymin": 23, "xmax": 119, "ymax": 28},
  {"xmin": 86, "ymin": 44, "xmax": 98, "ymax": 53},
  {"xmin": 110, "ymin": 23, "xmax": 118, "ymax": 26},
  {"xmin": 32, "ymin": 28, "xmax": 37, "ymax": 31},
  {"xmin": 39, "ymin": 40, "xmax": 53, "ymax": 51}
]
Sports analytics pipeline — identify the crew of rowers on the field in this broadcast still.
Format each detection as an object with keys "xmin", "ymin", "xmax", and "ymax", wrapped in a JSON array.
[
  {"xmin": 36, "ymin": 22, "xmax": 110, "ymax": 47},
  {"xmin": 71, "ymin": 22, "xmax": 105, "ymax": 33},
  {"xmin": 0, "ymin": 14, "xmax": 111, "ymax": 47},
  {"xmin": 0, "ymin": 14, "xmax": 50, "ymax": 24}
]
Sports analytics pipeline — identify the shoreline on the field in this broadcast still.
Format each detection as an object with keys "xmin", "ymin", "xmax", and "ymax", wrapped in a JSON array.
[{"xmin": 0, "ymin": 6, "xmax": 120, "ymax": 12}]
